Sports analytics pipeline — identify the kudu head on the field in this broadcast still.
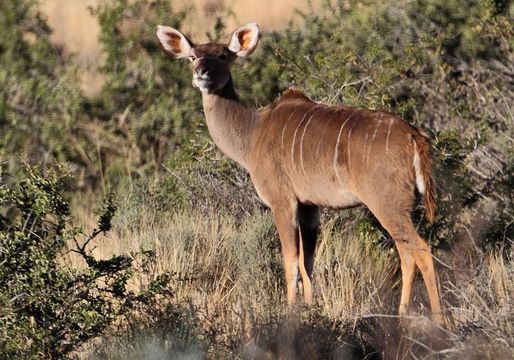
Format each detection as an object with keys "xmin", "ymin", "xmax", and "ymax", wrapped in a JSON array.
[{"xmin": 156, "ymin": 23, "xmax": 259, "ymax": 93}]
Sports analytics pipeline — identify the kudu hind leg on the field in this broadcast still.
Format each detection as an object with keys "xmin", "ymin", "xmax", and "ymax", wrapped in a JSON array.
[
  {"xmin": 298, "ymin": 204, "xmax": 319, "ymax": 305},
  {"xmin": 410, "ymin": 235, "xmax": 444, "ymax": 325},
  {"xmin": 379, "ymin": 216, "xmax": 444, "ymax": 324}
]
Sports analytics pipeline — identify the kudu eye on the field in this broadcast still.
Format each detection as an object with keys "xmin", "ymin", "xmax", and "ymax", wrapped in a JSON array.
[{"xmin": 188, "ymin": 55, "xmax": 197, "ymax": 62}]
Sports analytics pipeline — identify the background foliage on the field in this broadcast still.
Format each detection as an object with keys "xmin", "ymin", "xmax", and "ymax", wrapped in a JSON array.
[{"xmin": 0, "ymin": 0, "xmax": 513, "ymax": 358}]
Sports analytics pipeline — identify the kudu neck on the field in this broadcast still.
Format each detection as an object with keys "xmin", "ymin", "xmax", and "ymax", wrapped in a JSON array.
[
  {"xmin": 212, "ymin": 75, "xmax": 239, "ymax": 101},
  {"xmin": 201, "ymin": 74, "xmax": 258, "ymax": 170}
]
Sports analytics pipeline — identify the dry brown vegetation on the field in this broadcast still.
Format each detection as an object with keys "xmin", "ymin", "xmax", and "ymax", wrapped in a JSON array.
[{"xmin": 73, "ymin": 191, "xmax": 513, "ymax": 359}]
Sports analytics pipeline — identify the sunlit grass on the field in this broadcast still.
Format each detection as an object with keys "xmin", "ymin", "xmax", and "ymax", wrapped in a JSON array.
[{"xmin": 70, "ymin": 191, "xmax": 513, "ymax": 358}]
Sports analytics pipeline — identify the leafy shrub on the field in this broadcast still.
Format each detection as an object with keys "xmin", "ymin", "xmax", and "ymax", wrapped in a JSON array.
[
  {"xmin": 0, "ymin": 1, "xmax": 82, "ymax": 174},
  {"xmin": 91, "ymin": 0, "xmax": 202, "ymax": 176},
  {"xmin": 0, "ymin": 166, "xmax": 170, "ymax": 358}
]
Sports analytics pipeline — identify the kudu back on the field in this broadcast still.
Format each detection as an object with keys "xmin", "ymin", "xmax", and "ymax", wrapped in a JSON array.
[{"xmin": 157, "ymin": 22, "xmax": 444, "ymax": 325}]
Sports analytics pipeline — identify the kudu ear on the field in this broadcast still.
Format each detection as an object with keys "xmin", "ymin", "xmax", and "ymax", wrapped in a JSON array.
[
  {"xmin": 156, "ymin": 25, "xmax": 194, "ymax": 59},
  {"xmin": 228, "ymin": 23, "xmax": 259, "ymax": 58}
]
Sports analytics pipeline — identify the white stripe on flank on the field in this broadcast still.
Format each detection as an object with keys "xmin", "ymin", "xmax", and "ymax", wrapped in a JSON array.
[
  {"xmin": 366, "ymin": 119, "xmax": 382, "ymax": 167},
  {"xmin": 413, "ymin": 141, "xmax": 425, "ymax": 194},
  {"xmin": 347, "ymin": 124, "xmax": 356, "ymax": 169},
  {"xmin": 385, "ymin": 118, "xmax": 394, "ymax": 152},
  {"xmin": 291, "ymin": 105, "xmax": 321, "ymax": 163},
  {"xmin": 334, "ymin": 111, "xmax": 357, "ymax": 185},
  {"xmin": 315, "ymin": 121, "xmax": 331, "ymax": 158},
  {"xmin": 362, "ymin": 132, "xmax": 369, "ymax": 161},
  {"xmin": 272, "ymin": 102, "xmax": 287, "ymax": 111},
  {"xmin": 281, "ymin": 109, "xmax": 298, "ymax": 151},
  {"xmin": 300, "ymin": 108, "xmax": 323, "ymax": 176}
]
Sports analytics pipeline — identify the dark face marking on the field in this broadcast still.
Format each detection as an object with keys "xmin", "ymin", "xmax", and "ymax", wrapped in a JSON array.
[{"xmin": 191, "ymin": 44, "xmax": 237, "ymax": 92}]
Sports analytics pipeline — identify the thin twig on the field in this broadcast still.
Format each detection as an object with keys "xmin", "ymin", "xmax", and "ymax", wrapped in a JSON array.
[{"xmin": 405, "ymin": 336, "xmax": 436, "ymax": 354}]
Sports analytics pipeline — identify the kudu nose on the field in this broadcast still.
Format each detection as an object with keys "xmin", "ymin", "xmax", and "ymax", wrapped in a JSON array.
[{"xmin": 196, "ymin": 67, "xmax": 209, "ymax": 78}]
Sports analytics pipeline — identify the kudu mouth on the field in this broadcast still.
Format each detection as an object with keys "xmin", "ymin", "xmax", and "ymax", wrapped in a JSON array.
[
  {"xmin": 192, "ymin": 68, "xmax": 229, "ymax": 92},
  {"xmin": 192, "ymin": 73, "xmax": 211, "ymax": 89}
]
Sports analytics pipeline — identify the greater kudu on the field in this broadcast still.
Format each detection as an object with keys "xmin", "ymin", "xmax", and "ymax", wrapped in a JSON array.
[{"xmin": 156, "ymin": 23, "xmax": 444, "ymax": 325}]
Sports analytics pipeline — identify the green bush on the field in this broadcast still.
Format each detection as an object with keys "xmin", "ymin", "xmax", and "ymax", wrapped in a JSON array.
[
  {"xmin": 0, "ymin": 1, "xmax": 82, "ymax": 175},
  {"xmin": 0, "ymin": 166, "xmax": 170, "ymax": 358},
  {"xmin": 92, "ymin": 0, "xmax": 202, "ymax": 176}
]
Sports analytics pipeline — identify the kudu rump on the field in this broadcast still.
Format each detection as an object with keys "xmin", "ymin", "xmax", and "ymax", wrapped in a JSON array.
[{"xmin": 157, "ymin": 23, "xmax": 444, "ymax": 324}]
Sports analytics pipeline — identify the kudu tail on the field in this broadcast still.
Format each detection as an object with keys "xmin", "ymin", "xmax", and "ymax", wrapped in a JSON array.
[{"xmin": 413, "ymin": 135, "xmax": 436, "ymax": 224}]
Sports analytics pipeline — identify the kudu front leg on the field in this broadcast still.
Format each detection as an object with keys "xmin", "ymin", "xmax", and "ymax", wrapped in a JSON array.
[{"xmin": 272, "ymin": 204, "xmax": 300, "ymax": 305}]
